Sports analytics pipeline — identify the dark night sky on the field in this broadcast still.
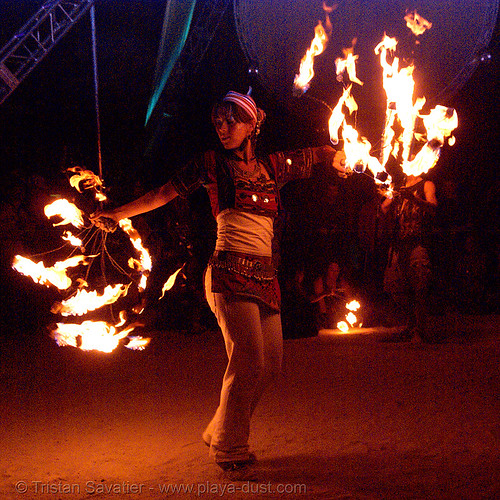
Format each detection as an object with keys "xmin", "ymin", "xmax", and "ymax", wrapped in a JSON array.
[
  {"xmin": 0, "ymin": 0, "xmax": 499, "ymax": 225},
  {"xmin": 0, "ymin": 1, "xmax": 165, "ymax": 178}
]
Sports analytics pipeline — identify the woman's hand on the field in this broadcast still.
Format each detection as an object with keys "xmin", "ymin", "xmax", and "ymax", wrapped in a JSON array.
[
  {"xmin": 332, "ymin": 149, "xmax": 347, "ymax": 177},
  {"xmin": 90, "ymin": 210, "xmax": 120, "ymax": 232},
  {"xmin": 312, "ymin": 145, "xmax": 348, "ymax": 177}
]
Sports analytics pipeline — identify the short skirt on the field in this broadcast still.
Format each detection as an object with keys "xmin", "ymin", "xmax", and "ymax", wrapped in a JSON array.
[{"xmin": 207, "ymin": 251, "xmax": 281, "ymax": 312}]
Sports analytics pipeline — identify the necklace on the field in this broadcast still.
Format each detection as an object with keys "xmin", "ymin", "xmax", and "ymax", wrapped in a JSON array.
[{"xmin": 230, "ymin": 157, "xmax": 260, "ymax": 179}]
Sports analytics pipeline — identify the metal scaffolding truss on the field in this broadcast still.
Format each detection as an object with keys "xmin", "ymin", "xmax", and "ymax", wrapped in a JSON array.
[{"xmin": 0, "ymin": 0, "xmax": 94, "ymax": 104}]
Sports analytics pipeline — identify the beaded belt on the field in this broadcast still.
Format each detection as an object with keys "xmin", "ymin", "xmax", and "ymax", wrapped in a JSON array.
[{"xmin": 208, "ymin": 251, "xmax": 276, "ymax": 282}]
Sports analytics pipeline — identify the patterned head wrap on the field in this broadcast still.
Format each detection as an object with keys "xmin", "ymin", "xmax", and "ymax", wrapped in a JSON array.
[{"xmin": 222, "ymin": 91, "xmax": 258, "ymax": 123}]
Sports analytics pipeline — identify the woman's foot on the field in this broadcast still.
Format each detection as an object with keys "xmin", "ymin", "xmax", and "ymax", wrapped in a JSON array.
[
  {"xmin": 202, "ymin": 430, "xmax": 211, "ymax": 447},
  {"xmin": 217, "ymin": 452, "xmax": 259, "ymax": 480},
  {"xmin": 216, "ymin": 452, "xmax": 257, "ymax": 472}
]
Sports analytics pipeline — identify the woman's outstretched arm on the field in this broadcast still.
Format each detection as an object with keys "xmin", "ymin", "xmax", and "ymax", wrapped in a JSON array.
[{"xmin": 91, "ymin": 180, "xmax": 179, "ymax": 226}]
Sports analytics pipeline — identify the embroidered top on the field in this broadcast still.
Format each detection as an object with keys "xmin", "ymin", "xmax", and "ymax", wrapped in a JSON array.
[
  {"xmin": 170, "ymin": 148, "xmax": 322, "ymax": 219},
  {"xmin": 233, "ymin": 169, "xmax": 278, "ymax": 217}
]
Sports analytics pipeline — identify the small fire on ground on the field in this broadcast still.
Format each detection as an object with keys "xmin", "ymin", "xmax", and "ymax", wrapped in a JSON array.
[{"xmin": 336, "ymin": 300, "xmax": 362, "ymax": 333}]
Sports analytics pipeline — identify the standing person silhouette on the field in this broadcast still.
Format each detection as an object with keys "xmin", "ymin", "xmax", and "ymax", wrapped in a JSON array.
[
  {"xmin": 381, "ymin": 173, "xmax": 438, "ymax": 342},
  {"xmin": 92, "ymin": 90, "xmax": 346, "ymax": 473}
]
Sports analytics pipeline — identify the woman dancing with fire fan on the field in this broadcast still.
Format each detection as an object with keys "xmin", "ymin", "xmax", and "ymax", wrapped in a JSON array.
[{"xmin": 92, "ymin": 91, "xmax": 346, "ymax": 475}]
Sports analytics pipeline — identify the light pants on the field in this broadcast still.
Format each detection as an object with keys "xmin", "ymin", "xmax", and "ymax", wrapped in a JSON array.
[{"xmin": 204, "ymin": 267, "xmax": 283, "ymax": 464}]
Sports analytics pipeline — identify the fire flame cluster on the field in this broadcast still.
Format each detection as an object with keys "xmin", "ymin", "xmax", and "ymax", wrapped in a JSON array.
[
  {"xmin": 295, "ymin": 9, "xmax": 458, "ymax": 195},
  {"xmin": 12, "ymin": 171, "xmax": 152, "ymax": 353}
]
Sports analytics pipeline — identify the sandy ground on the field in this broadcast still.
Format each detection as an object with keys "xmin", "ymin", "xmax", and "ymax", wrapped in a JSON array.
[{"xmin": 0, "ymin": 313, "xmax": 499, "ymax": 499}]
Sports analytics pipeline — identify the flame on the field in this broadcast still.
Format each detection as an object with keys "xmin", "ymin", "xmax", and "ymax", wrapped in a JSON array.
[
  {"xmin": 374, "ymin": 33, "xmax": 398, "ymax": 56},
  {"xmin": 159, "ymin": 267, "xmax": 183, "ymax": 300},
  {"xmin": 401, "ymin": 105, "xmax": 457, "ymax": 177},
  {"xmin": 337, "ymin": 321, "xmax": 349, "ymax": 333},
  {"xmin": 346, "ymin": 311, "xmax": 357, "ymax": 325},
  {"xmin": 346, "ymin": 300, "xmax": 360, "ymax": 311},
  {"xmin": 62, "ymin": 231, "xmax": 83, "ymax": 247},
  {"xmin": 44, "ymin": 199, "xmax": 85, "ymax": 228},
  {"xmin": 375, "ymin": 35, "xmax": 427, "ymax": 168},
  {"xmin": 67, "ymin": 166, "xmax": 108, "ymax": 202},
  {"xmin": 335, "ymin": 40, "xmax": 363, "ymax": 86},
  {"xmin": 328, "ymin": 85, "xmax": 359, "ymax": 145},
  {"xmin": 374, "ymin": 31, "xmax": 458, "ymax": 178},
  {"xmin": 294, "ymin": 21, "xmax": 329, "ymax": 93},
  {"xmin": 336, "ymin": 300, "xmax": 362, "ymax": 332},
  {"xmin": 12, "ymin": 254, "xmax": 88, "ymax": 290},
  {"xmin": 404, "ymin": 10, "xmax": 432, "ymax": 36},
  {"xmin": 125, "ymin": 336, "xmax": 151, "ymax": 351},
  {"xmin": 53, "ymin": 320, "xmax": 136, "ymax": 353},
  {"xmin": 422, "ymin": 105, "xmax": 458, "ymax": 145},
  {"xmin": 342, "ymin": 124, "xmax": 389, "ymax": 182},
  {"xmin": 52, "ymin": 308, "xmax": 150, "ymax": 353},
  {"xmin": 51, "ymin": 283, "xmax": 131, "ymax": 316},
  {"xmin": 119, "ymin": 218, "xmax": 152, "ymax": 292}
]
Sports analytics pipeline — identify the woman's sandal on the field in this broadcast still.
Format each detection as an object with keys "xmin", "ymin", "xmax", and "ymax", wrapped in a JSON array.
[{"xmin": 216, "ymin": 452, "xmax": 257, "ymax": 471}]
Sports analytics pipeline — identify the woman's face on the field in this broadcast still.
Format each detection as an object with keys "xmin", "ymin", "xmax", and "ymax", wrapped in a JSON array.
[{"xmin": 214, "ymin": 113, "xmax": 255, "ymax": 150}]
